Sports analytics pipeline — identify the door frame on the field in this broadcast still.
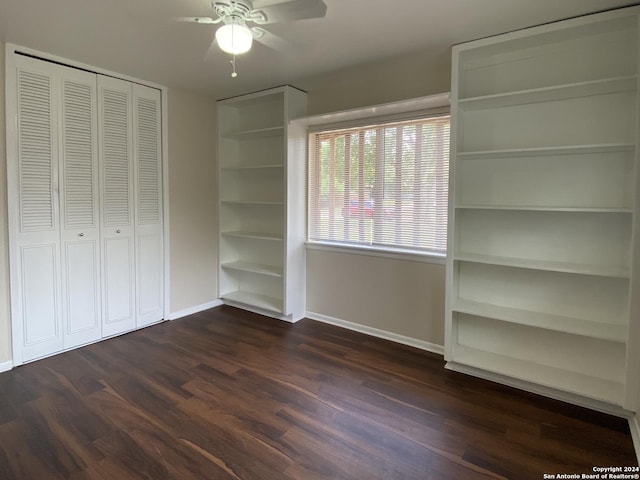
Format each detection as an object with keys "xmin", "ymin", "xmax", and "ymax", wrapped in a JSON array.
[{"xmin": 5, "ymin": 43, "xmax": 171, "ymax": 365}]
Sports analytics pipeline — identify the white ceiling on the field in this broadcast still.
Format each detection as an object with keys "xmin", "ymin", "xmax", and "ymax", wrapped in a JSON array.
[{"xmin": 0, "ymin": 0, "xmax": 636, "ymax": 100}]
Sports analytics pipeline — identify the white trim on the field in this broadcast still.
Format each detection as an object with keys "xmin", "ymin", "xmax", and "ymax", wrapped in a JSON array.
[
  {"xmin": 629, "ymin": 416, "xmax": 640, "ymax": 464},
  {"xmin": 306, "ymin": 311, "xmax": 445, "ymax": 355},
  {"xmin": 300, "ymin": 95, "xmax": 451, "ymax": 263},
  {"xmin": 169, "ymin": 300, "xmax": 223, "ymax": 320},
  {"xmin": 0, "ymin": 361, "xmax": 13, "ymax": 373},
  {"xmin": 161, "ymin": 87, "xmax": 170, "ymax": 320},
  {"xmin": 306, "ymin": 241, "xmax": 446, "ymax": 265},
  {"xmin": 292, "ymin": 92, "xmax": 450, "ymax": 130},
  {"xmin": 446, "ymin": 361, "xmax": 633, "ymax": 418},
  {"xmin": 5, "ymin": 43, "xmax": 22, "ymax": 367}
]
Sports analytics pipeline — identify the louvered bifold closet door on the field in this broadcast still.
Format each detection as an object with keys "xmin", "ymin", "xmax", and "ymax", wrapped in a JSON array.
[
  {"xmin": 98, "ymin": 75, "xmax": 136, "ymax": 337},
  {"xmin": 10, "ymin": 55, "xmax": 64, "ymax": 362},
  {"xmin": 133, "ymin": 84, "xmax": 164, "ymax": 327},
  {"xmin": 58, "ymin": 66, "xmax": 101, "ymax": 349}
]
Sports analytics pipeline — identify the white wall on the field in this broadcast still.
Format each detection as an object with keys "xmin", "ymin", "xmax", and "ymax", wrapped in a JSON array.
[
  {"xmin": 302, "ymin": 49, "xmax": 451, "ymax": 114},
  {"xmin": 302, "ymin": 48, "xmax": 452, "ymax": 348},
  {"xmin": 306, "ymin": 250, "xmax": 445, "ymax": 346},
  {"xmin": 167, "ymin": 89, "xmax": 218, "ymax": 314}
]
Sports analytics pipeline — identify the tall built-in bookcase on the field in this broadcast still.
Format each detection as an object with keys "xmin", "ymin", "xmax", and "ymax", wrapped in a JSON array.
[
  {"xmin": 217, "ymin": 86, "xmax": 307, "ymax": 321},
  {"xmin": 446, "ymin": 7, "xmax": 640, "ymax": 410}
]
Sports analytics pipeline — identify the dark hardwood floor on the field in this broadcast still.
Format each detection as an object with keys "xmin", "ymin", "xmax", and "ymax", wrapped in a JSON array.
[{"xmin": 0, "ymin": 305, "xmax": 635, "ymax": 479}]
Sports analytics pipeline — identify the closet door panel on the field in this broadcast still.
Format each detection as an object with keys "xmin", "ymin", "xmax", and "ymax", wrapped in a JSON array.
[
  {"xmin": 133, "ymin": 84, "xmax": 163, "ymax": 327},
  {"xmin": 136, "ymin": 233, "xmax": 162, "ymax": 323},
  {"xmin": 98, "ymin": 75, "xmax": 136, "ymax": 337},
  {"xmin": 59, "ymin": 67, "xmax": 101, "ymax": 348},
  {"xmin": 20, "ymin": 244, "xmax": 63, "ymax": 360},
  {"xmin": 12, "ymin": 56, "xmax": 63, "ymax": 362},
  {"xmin": 63, "ymin": 241, "xmax": 100, "ymax": 335},
  {"xmin": 103, "ymin": 236, "xmax": 135, "ymax": 327}
]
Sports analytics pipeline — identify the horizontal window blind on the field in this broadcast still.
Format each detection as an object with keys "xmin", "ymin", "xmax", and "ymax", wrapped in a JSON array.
[{"xmin": 308, "ymin": 115, "xmax": 450, "ymax": 254}]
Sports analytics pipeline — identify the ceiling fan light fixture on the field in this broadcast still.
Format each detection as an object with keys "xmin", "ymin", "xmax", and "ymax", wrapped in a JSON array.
[{"xmin": 216, "ymin": 20, "xmax": 253, "ymax": 55}]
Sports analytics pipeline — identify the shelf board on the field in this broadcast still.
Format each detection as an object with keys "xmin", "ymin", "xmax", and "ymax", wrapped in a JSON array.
[
  {"xmin": 458, "ymin": 75, "xmax": 637, "ymax": 110},
  {"xmin": 454, "ymin": 253, "xmax": 630, "ymax": 278},
  {"xmin": 222, "ymin": 126, "xmax": 284, "ymax": 140},
  {"xmin": 452, "ymin": 346, "xmax": 623, "ymax": 404},
  {"xmin": 221, "ymin": 200, "xmax": 284, "ymax": 206},
  {"xmin": 221, "ymin": 290, "xmax": 283, "ymax": 313},
  {"xmin": 453, "ymin": 299, "xmax": 626, "ymax": 342},
  {"xmin": 221, "ymin": 231, "xmax": 283, "ymax": 241},
  {"xmin": 455, "ymin": 205, "xmax": 632, "ymax": 213},
  {"xmin": 456, "ymin": 143, "xmax": 635, "ymax": 160},
  {"xmin": 221, "ymin": 164, "xmax": 284, "ymax": 171},
  {"xmin": 221, "ymin": 261, "xmax": 283, "ymax": 277}
]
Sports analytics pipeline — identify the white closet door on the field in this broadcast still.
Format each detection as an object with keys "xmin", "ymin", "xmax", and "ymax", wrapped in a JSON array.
[
  {"xmin": 58, "ymin": 67, "xmax": 102, "ymax": 348},
  {"xmin": 133, "ymin": 84, "xmax": 164, "ymax": 327},
  {"xmin": 10, "ymin": 55, "xmax": 63, "ymax": 362},
  {"xmin": 98, "ymin": 75, "xmax": 136, "ymax": 337}
]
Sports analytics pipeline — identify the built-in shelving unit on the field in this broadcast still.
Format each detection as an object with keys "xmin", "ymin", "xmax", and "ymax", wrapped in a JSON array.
[
  {"xmin": 446, "ymin": 7, "xmax": 640, "ymax": 410},
  {"xmin": 217, "ymin": 86, "xmax": 307, "ymax": 321}
]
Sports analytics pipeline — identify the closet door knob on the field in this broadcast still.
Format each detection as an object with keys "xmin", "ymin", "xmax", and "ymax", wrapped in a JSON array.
[
  {"xmin": 116, "ymin": 229, "xmax": 121, "ymax": 234},
  {"xmin": 78, "ymin": 233, "xmax": 84, "ymax": 237}
]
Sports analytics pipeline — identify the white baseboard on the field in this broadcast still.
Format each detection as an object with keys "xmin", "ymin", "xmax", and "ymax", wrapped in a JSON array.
[
  {"xmin": 169, "ymin": 300, "xmax": 223, "ymax": 320},
  {"xmin": 305, "ymin": 311, "xmax": 444, "ymax": 356},
  {"xmin": 0, "ymin": 360, "xmax": 13, "ymax": 373},
  {"xmin": 629, "ymin": 416, "xmax": 640, "ymax": 464}
]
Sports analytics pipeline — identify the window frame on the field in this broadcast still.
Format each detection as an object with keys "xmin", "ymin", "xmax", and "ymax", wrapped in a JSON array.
[{"xmin": 297, "ymin": 94, "xmax": 451, "ymax": 261}]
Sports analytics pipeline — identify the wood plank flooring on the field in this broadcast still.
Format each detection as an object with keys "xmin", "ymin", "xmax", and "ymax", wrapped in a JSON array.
[{"xmin": 0, "ymin": 305, "xmax": 636, "ymax": 479}]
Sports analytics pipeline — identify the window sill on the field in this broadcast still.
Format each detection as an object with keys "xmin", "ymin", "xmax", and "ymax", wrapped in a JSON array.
[{"xmin": 305, "ymin": 241, "xmax": 446, "ymax": 265}]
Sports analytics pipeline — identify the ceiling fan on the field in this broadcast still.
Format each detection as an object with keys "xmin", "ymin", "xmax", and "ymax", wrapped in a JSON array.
[{"xmin": 181, "ymin": 0, "xmax": 327, "ymax": 77}]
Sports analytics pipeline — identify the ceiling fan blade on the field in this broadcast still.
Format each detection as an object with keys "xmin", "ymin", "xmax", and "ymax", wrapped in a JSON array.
[
  {"xmin": 175, "ymin": 16, "xmax": 222, "ymax": 24},
  {"xmin": 252, "ymin": 27, "xmax": 290, "ymax": 51},
  {"xmin": 250, "ymin": 0, "xmax": 327, "ymax": 24}
]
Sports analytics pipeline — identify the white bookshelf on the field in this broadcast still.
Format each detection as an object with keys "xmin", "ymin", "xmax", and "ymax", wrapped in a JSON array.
[
  {"xmin": 446, "ymin": 6, "xmax": 640, "ymax": 409},
  {"xmin": 217, "ymin": 86, "xmax": 308, "ymax": 321}
]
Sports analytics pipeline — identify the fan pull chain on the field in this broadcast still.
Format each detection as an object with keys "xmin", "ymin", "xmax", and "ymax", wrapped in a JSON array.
[{"xmin": 230, "ymin": 54, "xmax": 238, "ymax": 78}]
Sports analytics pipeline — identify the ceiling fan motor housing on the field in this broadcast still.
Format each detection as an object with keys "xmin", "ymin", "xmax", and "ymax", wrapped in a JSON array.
[
  {"xmin": 213, "ymin": 1, "xmax": 252, "ymax": 19},
  {"xmin": 213, "ymin": 0, "xmax": 268, "ymax": 25}
]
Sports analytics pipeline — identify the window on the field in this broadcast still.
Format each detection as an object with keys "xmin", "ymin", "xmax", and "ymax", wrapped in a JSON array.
[{"xmin": 308, "ymin": 114, "xmax": 450, "ymax": 255}]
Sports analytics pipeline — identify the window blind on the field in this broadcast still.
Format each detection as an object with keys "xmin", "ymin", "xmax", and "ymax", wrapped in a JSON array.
[{"xmin": 308, "ymin": 115, "xmax": 450, "ymax": 254}]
